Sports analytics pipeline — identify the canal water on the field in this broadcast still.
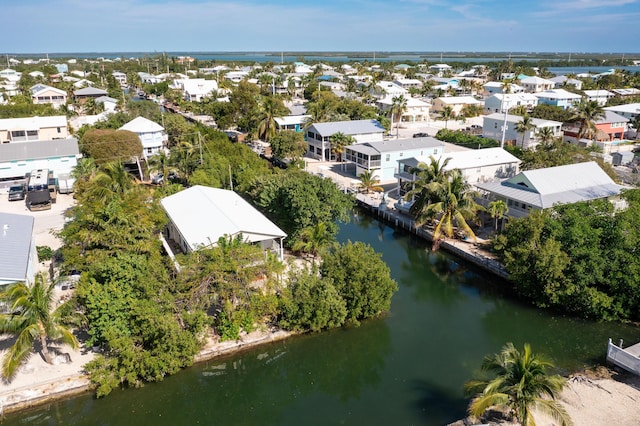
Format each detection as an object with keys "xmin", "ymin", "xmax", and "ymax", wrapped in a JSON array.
[{"xmin": 5, "ymin": 214, "xmax": 639, "ymax": 425}]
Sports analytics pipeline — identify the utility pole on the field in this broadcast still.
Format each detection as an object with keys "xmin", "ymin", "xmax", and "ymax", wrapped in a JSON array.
[{"xmin": 198, "ymin": 132, "xmax": 203, "ymax": 164}]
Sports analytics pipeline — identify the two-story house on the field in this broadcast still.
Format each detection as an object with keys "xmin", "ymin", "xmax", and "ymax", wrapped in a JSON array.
[
  {"xmin": 484, "ymin": 93, "xmax": 539, "ymax": 114},
  {"xmin": 306, "ymin": 120, "xmax": 385, "ymax": 162},
  {"xmin": 534, "ymin": 89, "xmax": 582, "ymax": 110},
  {"xmin": 483, "ymin": 113, "xmax": 563, "ymax": 149},
  {"xmin": 30, "ymin": 84, "xmax": 67, "ymax": 109},
  {"xmin": 119, "ymin": 116, "xmax": 168, "ymax": 160}
]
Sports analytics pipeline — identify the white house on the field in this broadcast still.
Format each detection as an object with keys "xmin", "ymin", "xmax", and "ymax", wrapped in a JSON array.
[
  {"xmin": 345, "ymin": 137, "xmax": 444, "ymax": 182},
  {"xmin": 475, "ymin": 161, "xmax": 624, "ymax": 218},
  {"xmin": 161, "ymin": 186, "xmax": 286, "ymax": 260},
  {"xmin": 95, "ymin": 96, "xmax": 118, "ymax": 112},
  {"xmin": 549, "ymin": 75, "xmax": 583, "ymax": 90},
  {"xmin": 431, "ymin": 96, "xmax": 482, "ymax": 116},
  {"xmin": 275, "ymin": 115, "xmax": 311, "ymax": 133},
  {"xmin": 396, "ymin": 147, "xmax": 521, "ymax": 197},
  {"xmin": 0, "ymin": 213, "xmax": 38, "ymax": 287},
  {"xmin": 176, "ymin": 78, "xmax": 218, "ymax": 102},
  {"xmin": 483, "ymin": 113, "xmax": 563, "ymax": 149},
  {"xmin": 306, "ymin": 119, "xmax": 385, "ymax": 161},
  {"xmin": 377, "ymin": 96, "xmax": 431, "ymax": 123},
  {"xmin": 372, "ymin": 81, "xmax": 409, "ymax": 99},
  {"xmin": 119, "ymin": 116, "xmax": 168, "ymax": 159},
  {"xmin": 112, "ymin": 71, "xmax": 127, "ymax": 86},
  {"xmin": 534, "ymin": 89, "xmax": 582, "ymax": 110},
  {"xmin": 429, "ymin": 64, "xmax": 453, "ymax": 76},
  {"xmin": 583, "ymin": 90, "xmax": 615, "ymax": 106},
  {"xmin": 483, "ymin": 81, "xmax": 525, "ymax": 95},
  {"xmin": 484, "ymin": 93, "xmax": 539, "ymax": 114},
  {"xmin": 0, "ymin": 115, "xmax": 69, "ymax": 143},
  {"xmin": 393, "ymin": 79, "xmax": 423, "ymax": 90},
  {"xmin": 29, "ymin": 84, "xmax": 67, "ymax": 109},
  {"xmin": 519, "ymin": 76, "xmax": 555, "ymax": 93},
  {"xmin": 604, "ymin": 103, "xmax": 640, "ymax": 121}
]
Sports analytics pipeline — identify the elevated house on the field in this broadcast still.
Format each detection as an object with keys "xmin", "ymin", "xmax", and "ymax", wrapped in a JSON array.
[
  {"xmin": 345, "ymin": 136, "xmax": 444, "ymax": 182},
  {"xmin": 396, "ymin": 147, "xmax": 520, "ymax": 197},
  {"xmin": 175, "ymin": 78, "xmax": 218, "ymax": 102},
  {"xmin": 118, "ymin": 116, "xmax": 168, "ymax": 160},
  {"xmin": 0, "ymin": 213, "xmax": 37, "ymax": 288},
  {"xmin": 583, "ymin": 90, "xmax": 615, "ymax": 106},
  {"xmin": 275, "ymin": 115, "xmax": 310, "ymax": 133},
  {"xmin": 484, "ymin": 93, "xmax": 539, "ymax": 114},
  {"xmin": 483, "ymin": 113, "xmax": 563, "ymax": 149},
  {"xmin": 431, "ymin": 96, "xmax": 482, "ymax": 116},
  {"xmin": 475, "ymin": 161, "xmax": 625, "ymax": 219},
  {"xmin": 306, "ymin": 119, "xmax": 385, "ymax": 161},
  {"xmin": 604, "ymin": 103, "xmax": 640, "ymax": 121},
  {"xmin": 519, "ymin": 76, "xmax": 555, "ymax": 93},
  {"xmin": 161, "ymin": 186, "xmax": 286, "ymax": 260},
  {"xmin": 563, "ymin": 110, "xmax": 628, "ymax": 152},
  {"xmin": 377, "ymin": 96, "xmax": 431, "ymax": 123},
  {"xmin": 30, "ymin": 84, "xmax": 67, "ymax": 109},
  {"xmin": 0, "ymin": 115, "xmax": 69, "ymax": 143},
  {"xmin": 73, "ymin": 87, "xmax": 108, "ymax": 103},
  {"xmin": 483, "ymin": 81, "xmax": 525, "ymax": 95},
  {"xmin": 534, "ymin": 89, "xmax": 582, "ymax": 110},
  {"xmin": 549, "ymin": 75, "xmax": 583, "ymax": 90}
]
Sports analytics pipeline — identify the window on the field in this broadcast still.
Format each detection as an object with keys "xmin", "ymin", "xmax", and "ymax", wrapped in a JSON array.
[
  {"xmin": 385, "ymin": 154, "xmax": 390, "ymax": 161},
  {"xmin": 57, "ymin": 127, "xmax": 61, "ymax": 133},
  {"xmin": 399, "ymin": 152, "xmax": 403, "ymax": 157},
  {"xmin": 494, "ymin": 123, "xmax": 498, "ymax": 129}
]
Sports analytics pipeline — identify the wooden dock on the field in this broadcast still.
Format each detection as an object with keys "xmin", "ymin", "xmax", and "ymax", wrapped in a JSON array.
[{"xmin": 607, "ymin": 338, "xmax": 640, "ymax": 376}]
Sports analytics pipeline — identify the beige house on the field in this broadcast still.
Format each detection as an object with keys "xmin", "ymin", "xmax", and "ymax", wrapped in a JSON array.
[
  {"xmin": 30, "ymin": 84, "xmax": 67, "ymax": 109},
  {"xmin": 431, "ymin": 96, "xmax": 482, "ymax": 116},
  {"xmin": 377, "ymin": 96, "xmax": 431, "ymax": 123},
  {"xmin": 0, "ymin": 115, "xmax": 69, "ymax": 143}
]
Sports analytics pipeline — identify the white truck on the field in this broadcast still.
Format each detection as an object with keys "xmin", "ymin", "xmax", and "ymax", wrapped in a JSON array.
[{"xmin": 57, "ymin": 173, "xmax": 76, "ymax": 194}]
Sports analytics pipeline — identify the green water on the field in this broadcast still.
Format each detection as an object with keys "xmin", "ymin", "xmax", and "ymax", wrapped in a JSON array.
[{"xmin": 5, "ymin": 214, "xmax": 639, "ymax": 425}]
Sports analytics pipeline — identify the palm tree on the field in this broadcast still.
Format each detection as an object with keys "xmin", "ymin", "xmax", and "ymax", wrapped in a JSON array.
[
  {"xmin": 415, "ymin": 169, "xmax": 482, "ymax": 250},
  {"xmin": 487, "ymin": 199, "xmax": 509, "ymax": 231},
  {"xmin": 357, "ymin": 170, "xmax": 383, "ymax": 194},
  {"xmin": 291, "ymin": 222, "xmax": 335, "ymax": 265},
  {"xmin": 87, "ymin": 161, "xmax": 134, "ymax": 203},
  {"xmin": 439, "ymin": 105, "xmax": 454, "ymax": 129},
  {"xmin": 390, "ymin": 95, "xmax": 408, "ymax": 138},
  {"xmin": 0, "ymin": 273, "xmax": 79, "ymax": 380},
  {"xmin": 536, "ymin": 126, "xmax": 556, "ymax": 147},
  {"xmin": 514, "ymin": 114, "xmax": 535, "ymax": 148},
  {"xmin": 257, "ymin": 96, "xmax": 279, "ymax": 142},
  {"xmin": 405, "ymin": 155, "xmax": 452, "ymax": 216},
  {"xmin": 71, "ymin": 157, "xmax": 98, "ymax": 182},
  {"xmin": 329, "ymin": 132, "xmax": 353, "ymax": 163},
  {"xmin": 572, "ymin": 100, "xmax": 605, "ymax": 142},
  {"xmin": 465, "ymin": 343, "xmax": 572, "ymax": 426},
  {"xmin": 146, "ymin": 150, "xmax": 173, "ymax": 185}
]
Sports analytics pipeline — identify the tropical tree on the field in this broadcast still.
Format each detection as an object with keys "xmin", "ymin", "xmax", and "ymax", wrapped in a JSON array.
[
  {"xmin": 572, "ymin": 100, "xmax": 605, "ymax": 141},
  {"xmin": 329, "ymin": 132, "xmax": 354, "ymax": 164},
  {"xmin": 514, "ymin": 114, "xmax": 535, "ymax": 148},
  {"xmin": 390, "ymin": 95, "xmax": 408, "ymax": 138},
  {"xmin": 465, "ymin": 343, "xmax": 572, "ymax": 426},
  {"xmin": 85, "ymin": 161, "xmax": 134, "ymax": 203},
  {"xmin": 410, "ymin": 167, "xmax": 481, "ymax": 250},
  {"xmin": 146, "ymin": 150, "xmax": 173, "ymax": 185},
  {"xmin": 488, "ymin": 199, "xmax": 509, "ymax": 231},
  {"xmin": 357, "ymin": 170, "xmax": 383, "ymax": 194},
  {"xmin": 439, "ymin": 105, "xmax": 454, "ymax": 129},
  {"xmin": 535, "ymin": 126, "xmax": 556, "ymax": 147},
  {"xmin": 291, "ymin": 222, "xmax": 336, "ymax": 265},
  {"xmin": 0, "ymin": 273, "xmax": 79, "ymax": 380},
  {"xmin": 405, "ymin": 155, "xmax": 451, "ymax": 216},
  {"xmin": 256, "ymin": 96, "xmax": 281, "ymax": 142}
]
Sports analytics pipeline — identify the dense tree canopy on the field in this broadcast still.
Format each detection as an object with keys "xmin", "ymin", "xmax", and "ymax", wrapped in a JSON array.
[{"xmin": 80, "ymin": 129, "xmax": 143, "ymax": 164}]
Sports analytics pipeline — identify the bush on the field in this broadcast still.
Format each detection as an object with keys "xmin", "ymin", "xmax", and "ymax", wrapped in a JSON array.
[
  {"xmin": 435, "ymin": 129, "xmax": 499, "ymax": 149},
  {"xmin": 37, "ymin": 246, "xmax": 53, "ymax": 262}
]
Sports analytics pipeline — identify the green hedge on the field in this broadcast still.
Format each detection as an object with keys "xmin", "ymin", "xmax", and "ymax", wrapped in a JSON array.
[{"xmin": 435, "ymin": 129, "xmax": 499, "ymax": 149}]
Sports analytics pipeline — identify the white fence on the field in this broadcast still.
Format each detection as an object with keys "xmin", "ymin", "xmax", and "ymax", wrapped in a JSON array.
[{"xmin": 607, "ymin": 338, "xmax": 640, "ymax": 376}]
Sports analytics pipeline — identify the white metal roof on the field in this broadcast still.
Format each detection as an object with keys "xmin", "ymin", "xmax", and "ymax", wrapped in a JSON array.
[
  {"xmin": 476, "ymin": 161, "xmax": 624, "ymax": 209},
  {"xmin": 274, "ymin": 115, "xmax": 311, "ymax": 126},
  {"xmin": 0, "ymin": 115, "xmax": 67, "ymax": 131},
  {"xmin": 309, "ymin": 119, "xmax": 385, "ymax": 137},
  {"xmin": 484, "ymin": 113, "xmax": 562, "ymax": 127},
  {"xmin": 161, "ymin": 186, "xmax": 286, "ymax": 251},
  {"xmin": 0, "ymin": 213, "xmax": 34, "ymax": 283},
  {"xmin": 604, "ymin": 103, "xmax": 640, "ymax": 114},
  {"xmin": 534, "ymin": 89, "xmax": 582, "ymax": 100},
  {"xmin": 347, "ymin": 137, "xmax": 443, "ymax": 155},
  {"xmin": 412, "ymin": 148, "xmax": 521, "ymax": 171},
  {"xmin": 119, "ymin": 116, "xmax": 164, "ymax": 133}
]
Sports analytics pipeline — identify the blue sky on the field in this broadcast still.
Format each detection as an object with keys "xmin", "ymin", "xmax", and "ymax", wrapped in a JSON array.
[{"xmin": 4, "ymin": 0, "xmax": 639, "ymax": 53}]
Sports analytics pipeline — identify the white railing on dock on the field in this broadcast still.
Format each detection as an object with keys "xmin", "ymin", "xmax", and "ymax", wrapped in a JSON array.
[{"xmin": 607, "ymin": 338, "xmax": 640, "ymax": 376}]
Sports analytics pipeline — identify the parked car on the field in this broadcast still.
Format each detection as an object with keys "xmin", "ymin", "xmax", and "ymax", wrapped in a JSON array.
[
  {"xmin": 8, "ymin": 184, "xmax": 26, "ymax": 201},
  {"xmin": 412, "ymin": 132, "xmax": 429, "ymax": 138}
]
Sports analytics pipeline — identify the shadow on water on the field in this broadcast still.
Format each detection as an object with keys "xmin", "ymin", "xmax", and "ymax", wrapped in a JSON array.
[{"xmin": 411, "ymin": 378, "xmax": 470, "ymax": 426}]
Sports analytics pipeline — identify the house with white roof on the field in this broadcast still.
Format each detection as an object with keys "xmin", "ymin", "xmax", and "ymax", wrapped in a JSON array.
[
  {"xmin": 112, "ymin": 71, "xmax": 127, "ymax": 86},
  {"xmin": 549, "ymin": 75, "xmax": 583, "ymax": 90},
  {"xmin": 138, "ymin": 72, "xmax": 163, "ymax": 84},
  {"xmin": 119, "ymin": 116, "xmax": 168, "ymax": 159},
  {"xmin": 484, "ymin": 93, "xmax": 539, "ymax": 114},
  {"xmin": 534, "ymin": 89, "xmax": 582, "ymax": 110},
  {"xmin": 225, "ymin": 71, "xmax": 250, "ymax": 83},
  {"xmin": 0, "ymin": 138, "xmax": 81, "ymax": 180},
  {"xmin": 275, "ymin": 115, "xmax": 311, "ymax": 133},
  {"xmin": 161, "ymin": 186, "xmax": 286, "ymax": 260},
  {"xmin": 604, "ymin": 103, "xmax": 640, "ymax": 121},
  {"xmin": 483, "ymin": 113, "xmax": 563, "ymax": 149},
  {"xmin": 30, "ymin": 84, "xmax": 67, "ymax": 109},
  {"xmin": 393, "ymin": 79, "xmax": 423, "ymax": 90},
  {"xmin": 378, "ymin": 96, "xmax": 431, "ymax": 123},
  {"xmin": 475, "ymin": 161, "xmax": 625, "ymax": 219},
  {"xmin": 176, "ymin": 78, "xmax": 218, "ymax": 102},
  {"xmin": 95, "ymin": 95, "xmax": 118, "ymax": 112},
  {"xmin": 0, "ymin": 213, "xmax": 38, "ymax": 287},
  {"xmin": 372, "ymin": 81, "xmax": 409, "ymax": 99},
  {"xmin": 306, "ymin": 119, "xmax": 385, "ymax": 161},
  {"xmin": 483, "ymin": 81, "xmax": 525, "ymax": 95},
  {"xmin": 0, "ymin": 115, "xmax": 69, "ymax": 143},
  {"xmin": 396, "ymin": 147, "xmax": 521, "ymax": 197},
  {"xmin": 74, "ymin": 87, "xmax": 108, "ymax": 103},
  {"xmin": 431, "ymin": 96, "xmax": 482, "ymax": 116},
  {"xmin": 429, "ymin": 64, "xmax": 452, "ymax": 76},
  {"xmin": 345, "ymin": 137, "xmax": 444, "ymax": 182},
  {"xmin": 519, "ymin": 76, "xmax": 555, "ymax": 93},
  {"xmin": 612, "ymin": 88, "xmax": 640, "ymax": 99},
  {"xmin": 583, "ymin": 90, "xmax": 615, "ymax": 106}
]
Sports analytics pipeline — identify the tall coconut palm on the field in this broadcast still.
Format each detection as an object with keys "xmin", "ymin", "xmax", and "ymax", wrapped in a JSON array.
[
  {"xmin": 465, "ymin": 343, "xmax": 572, "ymax": 426},
  {"xmin": 417, "ymin": 169, "xmax": 481, "ymax": 250},
  {"xmin": 0, "ymin": 273, "xmax": 79, "ymax": 380},
  {"xmin": 405, "ymin": 155, "xmax": 452, "ymax": 216},
  {"xmin": 390, "ymin": 95, "xmax": 408, "ymax": 138},
  {"xmin": 146, "ymin": 150, "xmax": 173, "ymax": 185},
  {"xmin": 329, "ymin": 132, "xmax": 353, "ymax": 163},
  {"xmin": 257, "ymin": 96, "xmax": 279, "ymax": 142},
  {"xmin": 439, "ymin": 105, "xmax": 454, "ymax": 129},
  {"xmin": 87, "ymin": 161, "xmax": 134, "ymax": 203},
  {"xmin": 487, "ymin": 199, "xmax": 509, "ymax": 231},
  {"xmin": 514, "ymin": 114, "xmax": 535, "ymax": 148},
  {"xmin": 572, "ymin": 100, "xmax": 605, "ymax": 141},
  {"xmin": 357, "ymin": 170, "xmax": 383, "ymax": 194}
]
